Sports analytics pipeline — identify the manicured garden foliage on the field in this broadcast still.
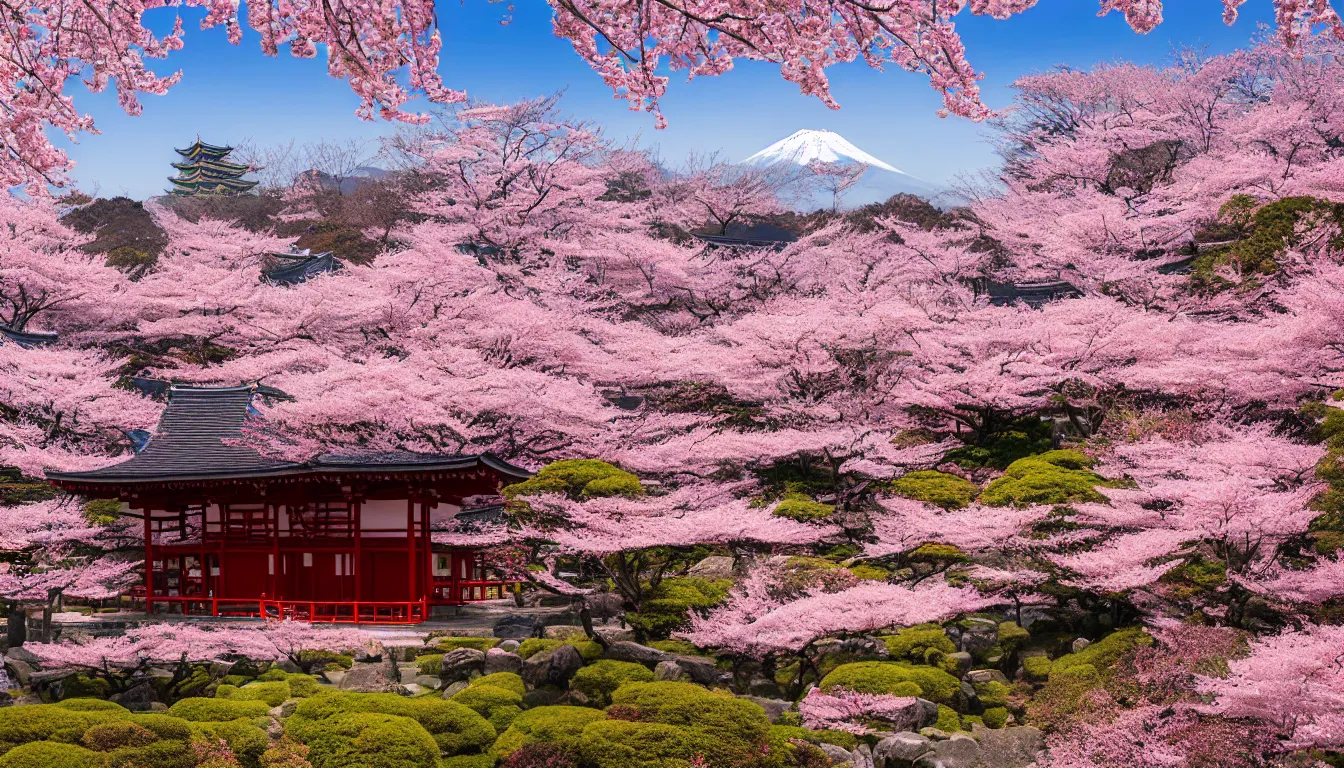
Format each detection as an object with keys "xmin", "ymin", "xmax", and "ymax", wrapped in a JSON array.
[
  {"xmin": 168, "ymin": 698, "xmax": 271, "ymax": 722},
  {"xmin": 491, "ymin": 707, "xmax": 606, "ymax": 759},
  {"xmin": 289, "ymin": 692, "xmax": 494, "ymax": 757},
  {"xmin": 0, "ymin": 741, "xmax": 106, "ymax": 768},
  {"xmin": 819, "ymin": 662, "xmax": 961, "ymax": 704},
  {"xmin": 890, "ymin": 471, "xmax": 979, "ymax": 510},
  {"xmin": 979, "ymin": 451, "xmax": 1115, "ymax": 507},
  {"xmin": 470, "ymin": 673, "xmax": 525, "ymax": 696},
  {"xmin": 570, "ymin": 660, "xmax": 656, "ymax": 706}
]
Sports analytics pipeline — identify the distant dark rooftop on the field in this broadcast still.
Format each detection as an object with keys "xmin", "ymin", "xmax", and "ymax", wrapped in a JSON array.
[
  {"xmin": 971, "ymin": 279, "xmax": 1083, "ymax": 308},
  {"xmin": 262, "ymin": 250, "xmax": 343, "ymax": 286},
  {"xmin": 0, "ymin": 326, "xmax": 59, "ymax": 348},
  {"xmin": 693, "ymin": 222, "xmax": 798, "ymax": 250},
  {"xmin": 46, "ymin": 385, "xmax": 530, "ymax": 488}
]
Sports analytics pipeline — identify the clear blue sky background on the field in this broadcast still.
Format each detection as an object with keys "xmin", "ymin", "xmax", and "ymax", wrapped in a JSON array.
[{"xmin": 58, "ymin": 0, "xmax": 1282, "ymax": 199}]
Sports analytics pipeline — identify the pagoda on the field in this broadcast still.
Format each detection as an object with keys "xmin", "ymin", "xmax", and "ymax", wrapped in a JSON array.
[{"xmin": 168, "ymin": 140, "xmax": 257, "ymax": 196}]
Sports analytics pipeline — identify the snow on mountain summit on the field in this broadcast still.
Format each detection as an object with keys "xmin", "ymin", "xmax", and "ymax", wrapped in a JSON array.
[{"xmin": 742, "ymin": 129, "xmax": 905, "ymax": 175}]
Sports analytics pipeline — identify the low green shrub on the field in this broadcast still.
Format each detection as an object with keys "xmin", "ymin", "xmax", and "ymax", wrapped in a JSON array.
[
  {"xmin": 297, "ymin": 650, "xmax": 353, "ymax": 672},
  {"xmin": 819, "ymin": 662, "xmax": 961, "ymax": 704},
  {"xmin": 61, "ymin": 677, "xmax": 111, "ymax": 701},
  {"xmin": 1050, "ymin": 628, "xmax": 1153, "ymax": 682},
  {"xmin": 229, "ymin": 682, "xmax": 291, "ymax": 707},
  {"xmin": 982, "ymin": 707, "xmax": 1010, "ymax": 729},
  {"xmin": 106, "ymin": 740, "xmax": 195, "ymax": 768},
  {"xmin": 451, "ymin": 685, "xmax": 524, "ymax": 729},
  {"xmin": 517, "ymin": 638, "xmax": 601, "ymax": 663},
  {"xmin": 283, "ymin": 675, "xmax": 320, "ymax": 698},
  {"xmin": 578, "ymin": 720, "xmax": 715, "ymax": 768},
  {"xmin": 890, "ymin": 471, "xmax": 979, "ymax": 510},
  {"xmin": 415, "ymin": 654, "xmax": 443, "ymax": 677},
  {"xmin": 289, "ymin": 691, "xmax": 494, "ymax": 757},
  {"xmin": 82, "ymin": 721, "xmax": 158, "ymax": 751},
  {"xmin": 934, "ymin": 705, "xmax": 961, "ymax": 732},
  {"xmin": 214, "ymin": 685, "xmax": 240, "ymax": 700},
  {"xmin": 191, "ymin": 719, "xmax": 269, "ymax": 768},
  {"xmin": 882, "ymin": 625, "xmax": 956, "ymax": 661},
  {"xmin": 443, "ymin": 755, "xmax": 496, "ymax": 768},
  {"xmin": 998, "ymin": 622, "xmax": 1030, "ymax": 651},
  {"xmin": 975, "ymin": 681, "xmax": 1012, "ymax": 709},
  {"xmin": 491, "ymin": 706, "xmax": 606, "ymax": 759},
  {"xmin": 470, "ymin": 673, "xmax": 525, "ymax": 696},
  {"xmin": 771, "ymin": 493, "xmax": 835, "ymax": 522},
  {"xmin": 288, "ymin": 712, "xmax": 440, "ymax": 768},
  {"xmin": 0, "ymin": 741, "xmax": 106, "ymax": 768},
  {"xmin": 608, "ymin": 681, "xmax": 772, "ymax": 764},
  {"xmin": 980, "ymin": 451, "xmax": 1115, "ymax": 507},
  {"xmin": 436, "ymin": 638, "xmax": 498, "ymax": 653},
  {"xmin": 1022, "ymin": 656, "xmax": 1051, "ymax": 683},
  {"xmin": 570, "ymin": 660, "xmax": 655, "ymax": 706},
  {"xmin": 126, "ymin": 716, "xmax": 193, "ymax": 743},
  {"xmin": 53, "ymin": 701, "xmax": 126, "ymax": 713},
  {"xmin": 0, "ymin": 704, "xmax": 124, "ymax": 746},
  {"xmin": 167, "ymin": 698, "xmax": 270, "ymax": 722}
]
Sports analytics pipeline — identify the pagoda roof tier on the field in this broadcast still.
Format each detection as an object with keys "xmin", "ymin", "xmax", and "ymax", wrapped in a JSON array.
[
  {"xmin": 46, "ymin": 385, "xmax": 532, "ymax": 496},
  {"xmin": 262, "ymin": 251, "xmax": 343, "ymax": 286},
  {"xmin": 175, "ymin": 140, "xmax": 234, "ymax": 161},
  {"xmin": 172, "ymin": 167, "xmax": 254, "ymax": 183},
  {"xmin": 171, "ymin": 159, "xmax": 251, "ymax": 174}
]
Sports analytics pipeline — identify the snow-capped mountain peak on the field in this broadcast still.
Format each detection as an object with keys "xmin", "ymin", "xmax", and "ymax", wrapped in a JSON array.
[{"xmin": 742, "ymin": 129, "xmax": 905, "ymax": 175}]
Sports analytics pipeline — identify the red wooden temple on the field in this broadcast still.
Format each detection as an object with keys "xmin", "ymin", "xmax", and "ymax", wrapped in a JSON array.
[{"xmin": 47, "ymin": 385, "xmax": 531, "ymax": 624}]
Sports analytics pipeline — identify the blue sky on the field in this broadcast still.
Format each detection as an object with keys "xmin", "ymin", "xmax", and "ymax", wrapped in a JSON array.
[{"xmin": 60, "ymin": 0, "xmax": 1282, "ymax": 199}]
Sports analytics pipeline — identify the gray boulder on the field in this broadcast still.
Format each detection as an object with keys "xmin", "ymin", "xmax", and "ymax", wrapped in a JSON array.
[
  {"xmin": 439, "ymin": 681, "xmax": 469, "ymax": 698},
  {"xmin": 945, "ymin": 653, "xmax": 973, "ymax": 677},
  {"xmin": 654, "ymin": 660, "xmax": 686, "ymax": 682},
  {"xmin": 522, "ymin": 644, "xmax": 583, "ymax": 690},
  {"xmin": 970, "ymin": 725, "xmax": 1044, "ymax": 768},
  {"xmin": 493, "ymin": 614, "xmax": 542, "ymax": 639},
  {"xmin": 273, "ymin": 659, "xmax": 302, "ymax": 674},
  {"xmin": 851, "ymin": 743, "xmax": 876, "ymax": 768},
  {"xmin": 3, "ymin": 657, "xmax": 33, "ymax": 687},
  {"xmin": 498, "ymin": 640, "xmax": 521, "ymax": 653},
  {"xmin": 687, "ymin": 555, "xmax": 735, "ymax": 580},
  {"xmin": 740, "ymin": 696, "xmax": 791, "ymax": 723},
  {"xmin": 109, "ymin": 681, "xmax": 157, "ymax": 712},
  {"xmin": 338, "ymin": 662, "xmax": 402, "ymax": 693},
  {"xmin": 543, "ymin": 625, "xmax": 587, "ymax": 640},
  {"xmin": 913, "ymin": 734, "xmax": 979, "ymax": 768},
  {"xmin": 1071, "ymin": 637, "xmax": 1092, "ymax": 653},
  {"xmin": 604, "ymin": 641, "xmax": 669, "ymax": 666},
  {"xmin": 4, "ymin": 647, "xmax": 40, "ymax": 666},
  {"xmin": 957, "ymin": 620, "xmax": 999, "ymax": 655},
  {"xmin": 321, "ymin": 669, "xmax": 346, "ymax": 688},
  {"xmin": 593, "ymin": 626, "xmax": 635, "ymax": 644},
  {"xmin": 874, "ymin": 732, "xmax": 932, "ymax": 768},
  {"xmin": 439, "ymin": 648, "xmax": 486, "ymax": 684},
  {"xmin": 484, "ymin": 650, "xmax": 523, "ymax": 675},
  {"xmin": 411, "ymin": 675, "xmax": 443, "ymax": 690},
  {"xmin": 522, "ymin": 687, "xmax": 565, "ymax": 708},
  {"xmin": 966, "ymin": 669, "xmax": 1009, "ymax": 685},
  {"xmin": 669, "ymin": 655, "xmax": 722, "ymax": 686},
  {"xmin": 818, "ymin": 743, "xmax": 855, "ymax": 764}
]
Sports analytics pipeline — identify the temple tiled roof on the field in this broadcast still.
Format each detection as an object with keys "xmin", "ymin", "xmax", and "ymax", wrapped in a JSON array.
[
  {"xmin": 261, "ymin": 251, "xmax": 343, "ymax": 286},
  {"xmin": 46, "ymin": 385, "xmax": 530, "ymax": 487},
  {"xmin": 0, "ymin": 326, "xmax": 59, "ymax": 348}
]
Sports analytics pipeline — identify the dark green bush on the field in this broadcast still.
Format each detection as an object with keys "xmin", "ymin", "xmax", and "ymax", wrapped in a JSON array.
[
  {"xmin": 127, "ymin": 716, "xmax": 193, "ymax": 743},
  {"xmin": 570, "ymin": 661, "xmax": 655, "ymax": 706},
  {"xmin": 450, "ymin": 685, "xmax": 524, "ymax": 729},
  {"xmin": 771, "ymin": 493, "xmax": 835, "ymax": 522},
  {"xmin": 625, "ymin": 577, "xmax": 732, "ymax": 639},
  {"xmin": 0, "ymin": 741, "xmax": 106, "ymax": 768},
  {"xmin": 81, "ymin": 722, "xmax": 157, "ymax": 751},
  {"xmin": 227, "ymin": 682, "xmax": 291, "ymax": 707},
  {"xmin": 890, "ymin": 471, "xmax": 979, "ymax": 510},
  {"xmin": 578, "ymin": 720, "xmax": 713, "ymax": 768},
  {"xmin": 191, "ymin": 719, "xmax": 269, "ymax": 768},
  {"xmin": 470, "ymin": 673, "xmax": 525, "ymax": 696},
  {"xmin": 106, "ymin": 740, "xmax": 195, "ymax": 768},
  {"xmin": 167, "ymin": 698, "xmax": 269, "ymax": 722},
  {"xmin": 982, "ymin": 707, "xmax": 1010, "ymax": 729},
  {"xmin": 517, "ymin": 638, "xmax": 601, "ymax": 663},
  {"xmin": 0, "ymin": 704, "xmax": 124, "ymax": 746},
  {"xmin": 819, "ymin": 662, "xmax": 960, "ymax": 704},
  {"xmin": 491, "ymin": 706, "xmax": 606, "ymax": 760},
  {"xmin": 980, "ymin": 450, "xmax": 1115, "ymax": 507},
  {"xmin": 882, "ymin": 625, "xmax": 956, "ymax": 661},
  {"xmin": 414, "ymin": 654, "xmax": 443, "ymax": 677},
  {"xmin": 436, "ymin": 638, "xmax": 498, "ymax": 653},
  {"xmin": 608, "ymin": 681, "xmax": 772, "ymax": 764},
  {"xmin": 288, "ymin": 712, "xmax": 440, "ymax": 768},
  {"xmin": 289, "ymin": 691, "xmax": 494, "ymax": 756}
]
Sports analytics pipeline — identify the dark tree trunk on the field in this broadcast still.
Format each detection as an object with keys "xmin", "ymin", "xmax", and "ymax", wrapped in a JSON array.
[{"xmin": 6, "ymin": 601, "xmax": 25, "ymax": 648}]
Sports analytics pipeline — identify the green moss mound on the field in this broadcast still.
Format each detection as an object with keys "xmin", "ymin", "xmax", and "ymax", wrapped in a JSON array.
[
  {"xmin": 289, "ymin": 691, "xmax": 494, "ymax": 757},
  {"xmin": 517, "ymin": 638, "xmax": 602, "ymax": 662},
  {"xmin": 982, "ymin": 707, "xmax": 1010, "ymax": 729},
  {"xmin": 891, "ymin": 471, "xmax": 979, "ymax": 510},
  {"xmin": 225, "ymin": 681, "xmax": 291, "ymax": 707},
  {"xmin": 167, "ymin": 698, "xmax": 270, "ymax": 722},
  {"xmin": 934, "ymin": 705, "xmax": 962, "ymax": 732},
  {"xmin": 81, "ymin": 721, "xmax": 157, "ymax": 751},
  {"xmin": 126, "ymin": 716, "xmax": 193, "ymax": 743},
  {"xmin": 578, "ymin": 720, "xmax": 717, "ymax": 768},
  {"xmin": 882, "ymin": 625, "xmax": 956, "ymax": 661},
  {"xmin": 1191, "ymin": 195, "xmax": 1344, "ymax": 292},
  {"xmin": 471, "ymin": 673, "xmax": 525, "ymax": 696},
  {"xmin": 944, "ymin": 419, "xmax": 1054, "ymax": 470},
  {"xmin": 979, "ymin": 450, "xmax": 1115, "ymax": 507},
  {"xmin": 287, "ymin": 712, "xmax": 440, "ymax": 768},
  {"xmin": 0, "ymin": 741, "xmax": 106, "ymax": 768},
  {"xmin": 505, "ymin": 459, "xmax": 643, "ymax": 500},
  {"xmin": 415, "ymin": 654, "xmax": 443, "ymax": 677},
  {"xmin": 450, "ymin": 685, "xmax": 524, "ymax": 729},
  {"xmin": 106, "ymin": 739, "xmax": 195, "ymax": 768},
  {"xmin": 436, "ymin": 637, "xmax": 498, "ymax": 653},
  {"xmin": 765, "ymin": 725, "xmax": 858, "ymax": 751},
  {"xmin": 771, "ymin": 493, "xmax": 835, "ymax": 522},
  {"xmin": 491, "ymin": 706, "xmax": 607, "ymax": 759},
  {"xmin": 0, "ymin": 704, "xmax": 125, "ymax": 746},
  {"xmin": 609, "ymin": 681, "xmax": 772, "ymax": 764},
  {"xmin": 819, "ymin": 662, "xmax": 961, "ymax": 704},
  {"xmin": 1049, "ymin": 628, "xmax": 1153, "ymax": 681},
  {"xmin": 570, "ymin": 660, "xmax": 656, "ymax": 706},
  {"xmin": 191, "ymin": 719, "xmax": 269, "ymax": 768},
  {"xmin": 1022, "ymin": 656, "xmax": 1051, "ymax": 683}
]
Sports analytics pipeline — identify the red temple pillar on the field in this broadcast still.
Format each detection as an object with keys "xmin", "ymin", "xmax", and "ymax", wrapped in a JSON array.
[
  {"xmin": 406, "ymin": 498, "xmax": 416, "ymax": 619},
  {"xmin": 142, "ymin": 508, "xmax": 154, "ymax": 615},
  {"xmin": 421, "ymin": 500, "xmax": 433, "ymax": 612},
  {"xmin": 353, "ymin": 498, "xmax": 362, "ymax": 621}
]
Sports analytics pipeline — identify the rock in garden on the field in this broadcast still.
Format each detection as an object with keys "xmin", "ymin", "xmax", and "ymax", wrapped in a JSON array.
[
  {"xmin": 4, "ymin": 647, "xmax": 41, "ymax": 666},
  {"xmin": 593, "ymin": 626, "xmax": 635, "ymax": 643},
  {"xmin": 970, "ymin": 725, "xmax": 1044, "ymax": 768},
  {"xmin": 851, "ymin": 743, "xmax": 876, "ymax": 768},
  {"xmin": 945, "ymin": 652, "xmax": 973, "ymax": 677},
  {"xmin": 109, "ymin": 681, "xmax": 157, "ymax": 711},
  {"xmin": 522, "ymin": 688, "xmax": 564, "ymax": 708},
  {"xmin": 874, "ymin": 731, "xmax": 932, "ymax": 767},
  {"xmin": 543, "ymin": 625, "xmax": 586, "ymax": 640},
  {"xmin": 439, "ymin": 681, "xmax": 469, "ymax": 698},
  {"xmin": 522, "ymin": 643, "xmax": 583, "ymax": 689},
  {"xmin": 321, "ymin": 670, "xmax": 346, "ymax": 688},
  {"xmin": 439, "ymin": 648, "xmax": 485, "ymax": 683},
  {"xmin": 484, "ymin": 649, "xmax": 523, "ymax": 675},
  {"xmin": 818, "ymin": 743, "xmax": 855, "ymax": 764},
  {"xmin": 670, "ymin": 654, "xmax": 724, "ymax": 686},
  {"xmin": 740, "ymin": 696, "xmax": 791, "ymax": 723},
  {"xmin": 338, "ymin": 662, "xmax": 401, "ymax": 693},
  {"xmin": 966, "ymin": 669, "xmax": 1009, "ymax": 685},
  {"xmin": 604, "ymin": 641, "xmax": 669, "ymax": 666},
  {"xmin": 687, "ymin": 555, "xmax": 735, "ymax": 580},
  {"xmin": 654, "ymin": 660, "xmax": 686, "ymax": 682},
  {"xmin": 493, "ymin": 614, "xmax": 542, "ymax": 638},
  {"xmin": 913, "ymin": 734, "xmax": 979, "ymax": 768},
  {"xmin": 2, "ymin": 657, "xmax": 33, "ymax": 687},
  {"xmin": 497, "ymin": 639, "xmax": 521, "ymax": 653},
  {"xmin": 411, "ymin": 675, "xmax": 443, "ymax": 690},
  {"xmin": 1071, "ymin": 637, "xmax": 1092, "ymax": 653}
]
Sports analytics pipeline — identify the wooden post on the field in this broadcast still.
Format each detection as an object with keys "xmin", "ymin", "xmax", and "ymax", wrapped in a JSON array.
[
  {"xmin": 270, "ymin": 502, "xmax": 281, "ymax": 600},
  {"xmin": 353, "ymin": 499, "xmax": 362, "ymax": 623},
  {"xmin": 142, "ymin": 508, "xmax": 154, "ymax": 615},
  {"xmin": 421, "ymin": 500, "xmax": 433, "ymax": 614},
  {"xmin": 406, "ymin": 498, "xmax": 416, "ymax": 621}
]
